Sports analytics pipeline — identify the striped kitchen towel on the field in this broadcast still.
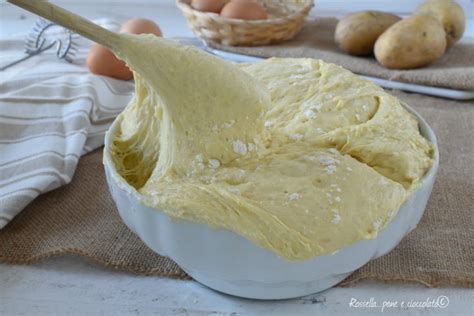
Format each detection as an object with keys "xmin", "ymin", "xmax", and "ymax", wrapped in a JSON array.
[{"xmin": 0, "ymin": 19, "xmax": 134, "ymax": 229}]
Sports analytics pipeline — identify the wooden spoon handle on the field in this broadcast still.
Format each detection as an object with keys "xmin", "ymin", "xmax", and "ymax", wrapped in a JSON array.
[{"xmin": 7, "ymin": 0, "xmax": 121, "ymax": 50}]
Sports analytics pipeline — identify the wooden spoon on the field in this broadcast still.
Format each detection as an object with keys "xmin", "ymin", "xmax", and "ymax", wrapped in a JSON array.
[{"xmin": 7, "ymin": 0, "xmax": 122, "ymax": 51}]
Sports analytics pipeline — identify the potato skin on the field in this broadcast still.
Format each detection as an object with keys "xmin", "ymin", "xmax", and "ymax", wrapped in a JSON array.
[
  {"xmin": 335, "ymin": 11, "xmax": 401, "ymax": 56},
  {"xmin": 374, "ymin": 15, "xmax": 447, "ymax": 69},
  {"xmin": 415, "ymin": 0, "xmax": 465, "ymax": 48}
]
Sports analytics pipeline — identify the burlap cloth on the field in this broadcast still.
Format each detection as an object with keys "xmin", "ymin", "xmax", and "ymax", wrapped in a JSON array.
[
  {"xmin": 210, "ymin": 18, "xmax": 474, "ymax": 91},
  {"xmin": 1, "ymin": 18, "xmax": 473, "ymax": 288},
  {"xmin": 0, "ymin": 89, "xmax": 472, "ymax": 287}
]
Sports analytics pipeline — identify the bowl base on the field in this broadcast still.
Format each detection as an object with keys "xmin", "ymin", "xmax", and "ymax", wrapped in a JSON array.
[{"xmin": 185, "ymin": 268, "xmax": 352, "ymax": 300}]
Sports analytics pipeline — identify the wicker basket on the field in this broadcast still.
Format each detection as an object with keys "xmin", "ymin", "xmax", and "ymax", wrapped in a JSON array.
[{"xmin": 176, "ymin": 0, "xmax": 314, "ymax": 46}]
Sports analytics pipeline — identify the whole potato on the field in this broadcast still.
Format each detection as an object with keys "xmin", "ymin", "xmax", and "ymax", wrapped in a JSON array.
[
  {"xmin": 415, "ymin": 0, "xmax": 465, "ymax": 48},
  {"xmin": 374, "ymin": 15, "xmax": 447, "ymax": 69},
  {"xmin": 335, "ymin": 11, "xmax": 401, "ymax": 56}
]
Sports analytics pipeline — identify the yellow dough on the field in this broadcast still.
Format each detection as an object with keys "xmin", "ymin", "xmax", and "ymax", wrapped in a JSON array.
[{"xmin": 108, "ymin": 34, "xmax": 433, "ymax": 260}]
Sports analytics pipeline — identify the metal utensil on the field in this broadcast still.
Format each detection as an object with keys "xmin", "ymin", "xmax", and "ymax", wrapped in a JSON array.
[
  {"xmin": 7, "ymin": 0, "xmax": 122, "ymax": 51},
  {"xmin": 174, "ymin": 37, "xmax": 474, "ymax": 101},
  {"xmin": 205, "ymin": 46, "xmax": 474, "ymax": 100},
  {"xmin": 0, "ymin": 18, "xmax": 78, "ymax": 71}
]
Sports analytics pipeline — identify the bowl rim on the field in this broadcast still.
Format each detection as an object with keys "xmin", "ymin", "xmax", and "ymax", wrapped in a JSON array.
[
  {"xmin": 103, "ymin": 94, "xmax": 440, "ymax": 267},
  {"xmin": 104, "ymin": 100, "xmax": 440, "ymax": 267}
]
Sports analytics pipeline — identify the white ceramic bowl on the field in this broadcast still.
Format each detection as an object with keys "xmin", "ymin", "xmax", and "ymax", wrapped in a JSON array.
[{"xmin": 103, "ymin": 105, "xmax": 439, "ymax": 300}]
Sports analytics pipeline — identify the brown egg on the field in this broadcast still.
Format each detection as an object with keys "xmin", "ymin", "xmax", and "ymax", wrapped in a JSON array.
[
  {"xmin": 191, "ymin": 0, "xmax": 227, "ymax": 13},
  {"xmin": 86, "ymin": 44, "xmax": 133, "ymax": 80},
  {"xmin": 120, "ymin": 18, "xmax": 162, "ymax": 36},
  {"xmin": 220, "ymin": 0, "xmax": 267, "ymax": 20},
  {"xmin": 87, "ymin": 18, "xmax": 162, "ymax": 80}
]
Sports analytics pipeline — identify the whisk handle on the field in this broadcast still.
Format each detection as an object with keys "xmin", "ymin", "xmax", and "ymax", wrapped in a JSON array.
[{"xmin": 7, "ymin": 0, "xmax": 121, "ymax": 50}]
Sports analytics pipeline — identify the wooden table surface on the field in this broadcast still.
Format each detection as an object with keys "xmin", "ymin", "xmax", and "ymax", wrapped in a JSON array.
[{"xmin": 1, "ymin": 1, "xmax": 473, "ymax": 315}]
